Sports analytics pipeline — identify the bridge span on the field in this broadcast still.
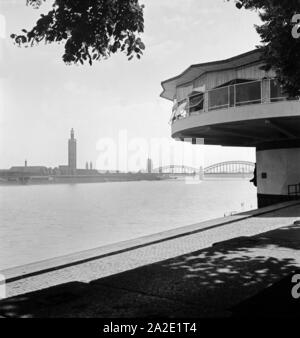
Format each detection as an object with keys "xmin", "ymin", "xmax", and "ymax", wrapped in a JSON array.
[{"xmin": 153, "ymin": 161, "xmax": 255, "ymax": 178}]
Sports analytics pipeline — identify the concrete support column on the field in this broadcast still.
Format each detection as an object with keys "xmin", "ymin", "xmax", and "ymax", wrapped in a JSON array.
[{"xmin": 256, "ymin": 147, "xmax": 300, "ymax": 207}]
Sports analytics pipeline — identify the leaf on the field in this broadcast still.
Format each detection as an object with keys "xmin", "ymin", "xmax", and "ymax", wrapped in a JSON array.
[{"xmin": 12, "ymin": 0, "xmax": 146, "ymax": 65}]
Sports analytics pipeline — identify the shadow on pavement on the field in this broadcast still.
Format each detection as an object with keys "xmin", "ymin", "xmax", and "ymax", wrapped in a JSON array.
[
  {"xmin": 1, "ymin": 224, "xmax": 300, "ymax": 318},
  {"xmin": 231, "ymin": 270, "xmax": 300, "ymax": 317}
]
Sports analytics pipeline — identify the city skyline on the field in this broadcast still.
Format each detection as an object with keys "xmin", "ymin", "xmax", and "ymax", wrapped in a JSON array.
[{"xmin": 0, "ymin": 127, "xmax": 256, "ymax": 173}]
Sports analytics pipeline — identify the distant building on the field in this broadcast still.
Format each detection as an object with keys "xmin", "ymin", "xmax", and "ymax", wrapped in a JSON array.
[
  {"xmin": 147, "ymin": 158, "xmax": 153, "ymax": 173},
  {"xmin": 4, "ymin": 129, "xmax": 100, "ymax": 179},
  {"xmin": 10, "ymin": 166, "xmax": 49, "ymax": 175},
  {"xmin": 58, "ymin": 165, "xmax": 70, "ymax": 175},
  {"xmin": 68, "ymin": 128, "xmax": 77, "ymax": 173},
  {"xmin": 59, "ymin": 128, "xmax": 77, "ymax": 175},
  {"xmin": 76, "ymin": 169, "xmax": 98, "ymax": 175}
]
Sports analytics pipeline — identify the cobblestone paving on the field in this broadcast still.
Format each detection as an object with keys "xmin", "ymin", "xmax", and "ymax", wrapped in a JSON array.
[{"xmin": 5, "ymin": 204, "xmax": 300, "ymax": 298}]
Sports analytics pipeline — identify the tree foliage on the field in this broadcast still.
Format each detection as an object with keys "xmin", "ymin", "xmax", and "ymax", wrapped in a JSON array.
[
  {"xmin": 231, "ymin": 0, "xmax": 300, "ymax": 97},
  {"xmin": 11, "ymin": 0, "xmax": 145, "ymax": 65},
  {"xmin": 11, "ymin": 0, "xmax": 300, "ymax": 97}
]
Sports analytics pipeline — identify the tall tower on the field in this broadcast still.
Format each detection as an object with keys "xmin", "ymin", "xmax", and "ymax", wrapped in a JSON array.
[
  {"xmin": 147, "ymin": 158, "xmax": 153, "ymax": 173},
  {"xmin": 68, "ymin": 128, "xmax": 77, "ymax": 173}
]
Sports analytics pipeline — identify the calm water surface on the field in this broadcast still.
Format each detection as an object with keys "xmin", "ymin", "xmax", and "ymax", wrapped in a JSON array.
[{"xmin": 0, "ymin": 180, "xmax": 257, "ymax": 269}]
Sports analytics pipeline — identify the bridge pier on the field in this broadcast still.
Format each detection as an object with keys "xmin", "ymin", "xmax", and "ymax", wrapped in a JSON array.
[{"xmin": 199, "ymin": 167, "xmax": 204, "ymax": 180}]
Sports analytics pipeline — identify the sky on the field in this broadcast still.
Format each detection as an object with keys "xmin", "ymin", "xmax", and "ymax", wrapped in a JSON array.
[{"xmin": 0, "ymin": 0, "xmax": 262, "ymax": 171}]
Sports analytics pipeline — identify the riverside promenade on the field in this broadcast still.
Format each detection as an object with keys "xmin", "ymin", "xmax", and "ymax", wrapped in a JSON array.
[{"xmin": 1, "ymin": 201, "xmax": 300, "ymax": 317}]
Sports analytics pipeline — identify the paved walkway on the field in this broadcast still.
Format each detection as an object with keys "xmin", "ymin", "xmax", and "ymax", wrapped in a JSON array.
[{"xmin": 1, "ymin": 202, "xmax": 300, "ymax": 317}]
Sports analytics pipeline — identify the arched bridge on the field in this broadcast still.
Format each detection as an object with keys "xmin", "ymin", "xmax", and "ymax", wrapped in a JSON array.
[
  {"xmin": 204, "ymin": 161, "xmax": 255, "ymax": 174},
  {"xmin": 153, "ymin": 161, "xmax": 255, "ymax": 177}
]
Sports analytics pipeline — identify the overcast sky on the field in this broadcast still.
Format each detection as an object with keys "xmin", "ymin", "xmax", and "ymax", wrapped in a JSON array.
[{"xmin": 0, "ymin": 0, "xmax": 262, "ymax": 171}]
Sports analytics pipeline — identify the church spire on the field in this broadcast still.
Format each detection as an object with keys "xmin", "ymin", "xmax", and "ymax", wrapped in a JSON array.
[{"xmin": 71, "ymin": 128, "xmax": 74, "ymax": 140}]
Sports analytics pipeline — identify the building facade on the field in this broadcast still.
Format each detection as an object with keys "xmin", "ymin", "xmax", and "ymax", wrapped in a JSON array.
[
  {"xmin": 161, "ymin": 49, "xmax": 300, "ymax": 208},
  {"xmin": 9, "ymin": 166, "xmax": 49, "ymax": 175}
]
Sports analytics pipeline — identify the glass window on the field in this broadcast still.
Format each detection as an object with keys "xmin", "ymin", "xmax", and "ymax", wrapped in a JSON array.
[
  {"xmin": 208, "ymin": 87, "xmax": 229, "ymax": 111},
  {"xmin": 235, "ymin": 81, "xmax": 261, "ymax": 106},
  {"xmin": 188, "ymin": 93, "xmax": 204, "ymax": 113}
]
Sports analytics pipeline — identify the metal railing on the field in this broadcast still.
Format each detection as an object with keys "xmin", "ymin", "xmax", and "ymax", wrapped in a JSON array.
[
  {"xmin": 170, "ymin": 78, "xmax": 291, "ymax": 124},
  {"xmin": 288, "ymin": 183, "xmax": 300, "ymax": 198}
]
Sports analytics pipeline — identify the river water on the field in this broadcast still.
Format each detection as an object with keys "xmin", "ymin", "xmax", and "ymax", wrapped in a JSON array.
[{"xmin": 0, "ymin": 179, "xmax": 257, "ymax": 269}]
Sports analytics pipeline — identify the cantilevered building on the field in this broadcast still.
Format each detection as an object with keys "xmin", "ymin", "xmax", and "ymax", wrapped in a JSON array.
[
  {"xmin": 68, "ymin": 128, "xmax": 77, "ymax": 174},
  {"xmin": 161, "ymin": 49, "xmax": 300, "ymax": 208}
]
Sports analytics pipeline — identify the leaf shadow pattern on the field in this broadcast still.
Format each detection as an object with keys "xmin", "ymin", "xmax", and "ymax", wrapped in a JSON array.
[{"xmin": 1, "ymin": 225, "xmax": 300, "ymax": 318}]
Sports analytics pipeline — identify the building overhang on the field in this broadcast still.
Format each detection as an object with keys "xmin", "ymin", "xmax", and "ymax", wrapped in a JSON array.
[
  {"xmin": 171, "ymin": 100, "xmax": 300, "ymax": 147},
  {"xmin": 161, "ymin": 49, "xmax": 263, "ymax": 101}
]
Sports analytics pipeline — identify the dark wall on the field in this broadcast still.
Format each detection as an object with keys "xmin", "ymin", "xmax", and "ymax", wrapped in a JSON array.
[{"xmin": 257, "ymin": 193, "xmax": 299, "ymax": 208}]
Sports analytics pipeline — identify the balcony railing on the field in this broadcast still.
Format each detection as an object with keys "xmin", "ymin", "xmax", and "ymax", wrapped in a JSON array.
[
  {"xmin": 170, "ymin": 78, "xmax": 291, "ymax": 124},
  {"xmin": 288, "ymin": 183, "xmax": 300, "ymax": 198}
]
